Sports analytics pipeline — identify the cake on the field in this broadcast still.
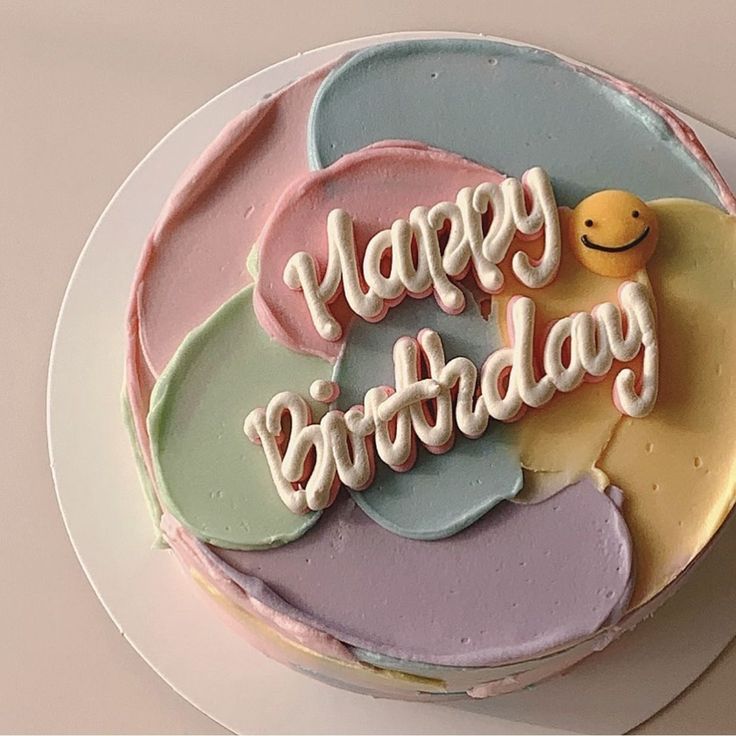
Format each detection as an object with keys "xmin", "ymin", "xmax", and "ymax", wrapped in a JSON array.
[{"xmin": 125, "ymin": 38, "xmax": 736, "ymax": 699}]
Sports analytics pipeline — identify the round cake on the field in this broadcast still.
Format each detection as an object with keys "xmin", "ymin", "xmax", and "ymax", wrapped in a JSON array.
[{"xmin": 124, "ymin": 37, "xmax": 736, "ymax": 699}]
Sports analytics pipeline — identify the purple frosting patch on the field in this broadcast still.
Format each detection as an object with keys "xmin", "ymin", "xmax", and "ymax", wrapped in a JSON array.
[{"xmin": 212, "ymin": 478, "xmax": 634, "ymax": 666}]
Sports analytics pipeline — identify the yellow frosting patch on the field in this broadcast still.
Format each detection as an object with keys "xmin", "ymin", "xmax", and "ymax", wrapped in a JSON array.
[
  {"xmin": 599, "ymin": 199, "xmax": 736, "ymax": 607},
  {"xmin": 515, "ymin": 378, "xmax": 619, "ymax": 475}
]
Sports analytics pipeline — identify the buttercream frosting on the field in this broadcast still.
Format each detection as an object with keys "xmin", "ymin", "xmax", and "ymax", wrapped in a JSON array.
[
  {"xmin": 125, "ymin": 62, "xmax": 335, "ymax": 504},
  {"xmin": 212, "ymin": 479, "xmax": 633, "ymax": 666},
  {"xmin": 600, "ymin": 199, "xmax": 736, "ymax": 606},
  {"xmin": 148, "ymin": 286, "xmax": 330, "ymax": 549},
  {"xmin": 245, "ymin": 277, "xmax": 657, "ymax": 516},
  {"xmin": 123, "ymin": 36, "xmax": 736, "ymax": 700},
  {"xmin": 308, "ymin": 39, "xmax": 735, "ymax": 212}
]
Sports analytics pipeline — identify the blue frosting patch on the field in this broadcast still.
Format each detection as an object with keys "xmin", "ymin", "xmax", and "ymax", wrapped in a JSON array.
[
  {"xmin": 308, "ymin": 39, "xmax": 722, "ymax": 207},
  {"xmin": 332, "ymin": 291, "xmax": 522, "ymax": 540}
]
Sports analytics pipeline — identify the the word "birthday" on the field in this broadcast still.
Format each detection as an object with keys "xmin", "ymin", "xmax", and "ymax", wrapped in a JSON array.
[
  {"xmin": 243, "ymin": 281, "xmax": 658, "ymax": 514},
  {"xmin": 283, "ymin": 167, "xmax": 561, "ymax": 341}
]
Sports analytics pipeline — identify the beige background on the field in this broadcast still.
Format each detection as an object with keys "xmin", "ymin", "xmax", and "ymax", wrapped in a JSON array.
[{"xmin": 4, "ymin": 0, "xmax": 736, "ymax": 732}]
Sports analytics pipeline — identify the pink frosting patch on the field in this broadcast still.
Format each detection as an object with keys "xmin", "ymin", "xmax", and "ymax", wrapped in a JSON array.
[
  {"xmin": 254, "ymin": 142, "xmax": 506, "ymax": 361},
  {"xmin": 124, "ymin": 63, "xmax": 334, "ymax": 473}
]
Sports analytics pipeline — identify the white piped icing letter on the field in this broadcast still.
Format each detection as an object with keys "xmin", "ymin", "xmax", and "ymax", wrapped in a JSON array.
[
  {"xmin": 610, "ymin": 281, "xmax": 658, "ymax": 418},
  {"xmin": 283, "ymin": 167, "xmax": 561, "ymax": 341}
]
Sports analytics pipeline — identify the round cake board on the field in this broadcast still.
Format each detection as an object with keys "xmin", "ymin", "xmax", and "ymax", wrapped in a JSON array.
[{"xmin": 47, "ymin": 31, "xmax": 736, "ymax": 735}]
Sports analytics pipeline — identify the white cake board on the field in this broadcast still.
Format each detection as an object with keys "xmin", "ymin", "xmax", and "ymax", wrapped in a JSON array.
[{"xmin": 47, "ymin": 31, "xmax": 736, "ymax": 735}]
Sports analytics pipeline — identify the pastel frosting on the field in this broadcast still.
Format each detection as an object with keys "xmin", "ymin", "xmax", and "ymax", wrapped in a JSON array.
[
  {"xmin": 125, "ymin": 62, "xmax": 334, "ymax": 489},
  {"xmin": 148, "ymin": 286, "xmax": 330, "ymax": 549},
  {"xmin": 124, "ymin": 37, "xmax": 736, "ymax": 697},
  {"xmin": 213, "ymin": 479, "xmax": 633, "ymax": 666},
  {"xmin": 599, "ymin": 200, "xmax": 736, "ymax": 605},
  {"xmin": 308, "ymin": 39, "xmax": 733, "ymax": 209}
]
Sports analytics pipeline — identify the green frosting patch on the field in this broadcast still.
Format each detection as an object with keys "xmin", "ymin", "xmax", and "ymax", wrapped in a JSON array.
[{"xmin": 148, "ymin": 285, "xmax": 331, "ymax": 549}]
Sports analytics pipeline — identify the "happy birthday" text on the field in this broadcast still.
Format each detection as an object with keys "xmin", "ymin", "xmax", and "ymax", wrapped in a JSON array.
[
  {"xmin": 283, "ymin": 167, "xmax": 561, "ymax": 341},
  {"xmin": 244, "ymin": 281, "xmax": 657, "ymax": 513}
]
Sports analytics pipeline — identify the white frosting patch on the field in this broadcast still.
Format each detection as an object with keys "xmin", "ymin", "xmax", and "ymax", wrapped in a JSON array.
[
  {"xmin": 244, "ymin": 281, "xmax": 657, "ymax": 513},
  {"xmin": 283, "ymin": 167, "xmax": 561, "ymax": 341}
]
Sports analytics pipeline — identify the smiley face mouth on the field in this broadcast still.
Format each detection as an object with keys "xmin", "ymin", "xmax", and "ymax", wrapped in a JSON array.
[{"xmin": 581, "ymin": 225, "xmax": 651, "ymax": 253}]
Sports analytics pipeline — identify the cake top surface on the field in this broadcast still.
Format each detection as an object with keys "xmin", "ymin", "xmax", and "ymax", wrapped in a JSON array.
[{"xmin": 125, "ymin": 38, "xmax": 736, "ymax": 674}]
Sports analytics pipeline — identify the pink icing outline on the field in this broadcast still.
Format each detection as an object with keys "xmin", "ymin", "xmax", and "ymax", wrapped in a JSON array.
[{"xmin": 389, "ymin": 436, "xmax": 418, "ymax": 473}]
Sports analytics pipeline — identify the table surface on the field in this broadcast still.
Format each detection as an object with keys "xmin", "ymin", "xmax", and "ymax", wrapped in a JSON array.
[{"xmin": 4, "ymin": 1, "xmax": 736, "ymax": 733}]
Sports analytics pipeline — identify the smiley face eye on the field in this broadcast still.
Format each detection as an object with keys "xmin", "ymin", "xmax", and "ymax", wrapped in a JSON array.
[
  {"xmin": 584, "ymin": 219, "xmax": 594, "ymax": 227},
  {"xmin": 632, "ymin": 210, "xmax": 640, "ymax": 218}
]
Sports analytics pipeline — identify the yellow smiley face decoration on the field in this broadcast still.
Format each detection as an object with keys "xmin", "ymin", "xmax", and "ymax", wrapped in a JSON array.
[{"xmin": 568, "ymin": 190, "xmax": 659, "ymax": 277}]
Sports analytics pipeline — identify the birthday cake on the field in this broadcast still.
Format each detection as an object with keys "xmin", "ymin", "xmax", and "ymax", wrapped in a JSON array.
[{"xmin": 125, "ymin": 38, "xmax": 736, "ymax": 698}]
